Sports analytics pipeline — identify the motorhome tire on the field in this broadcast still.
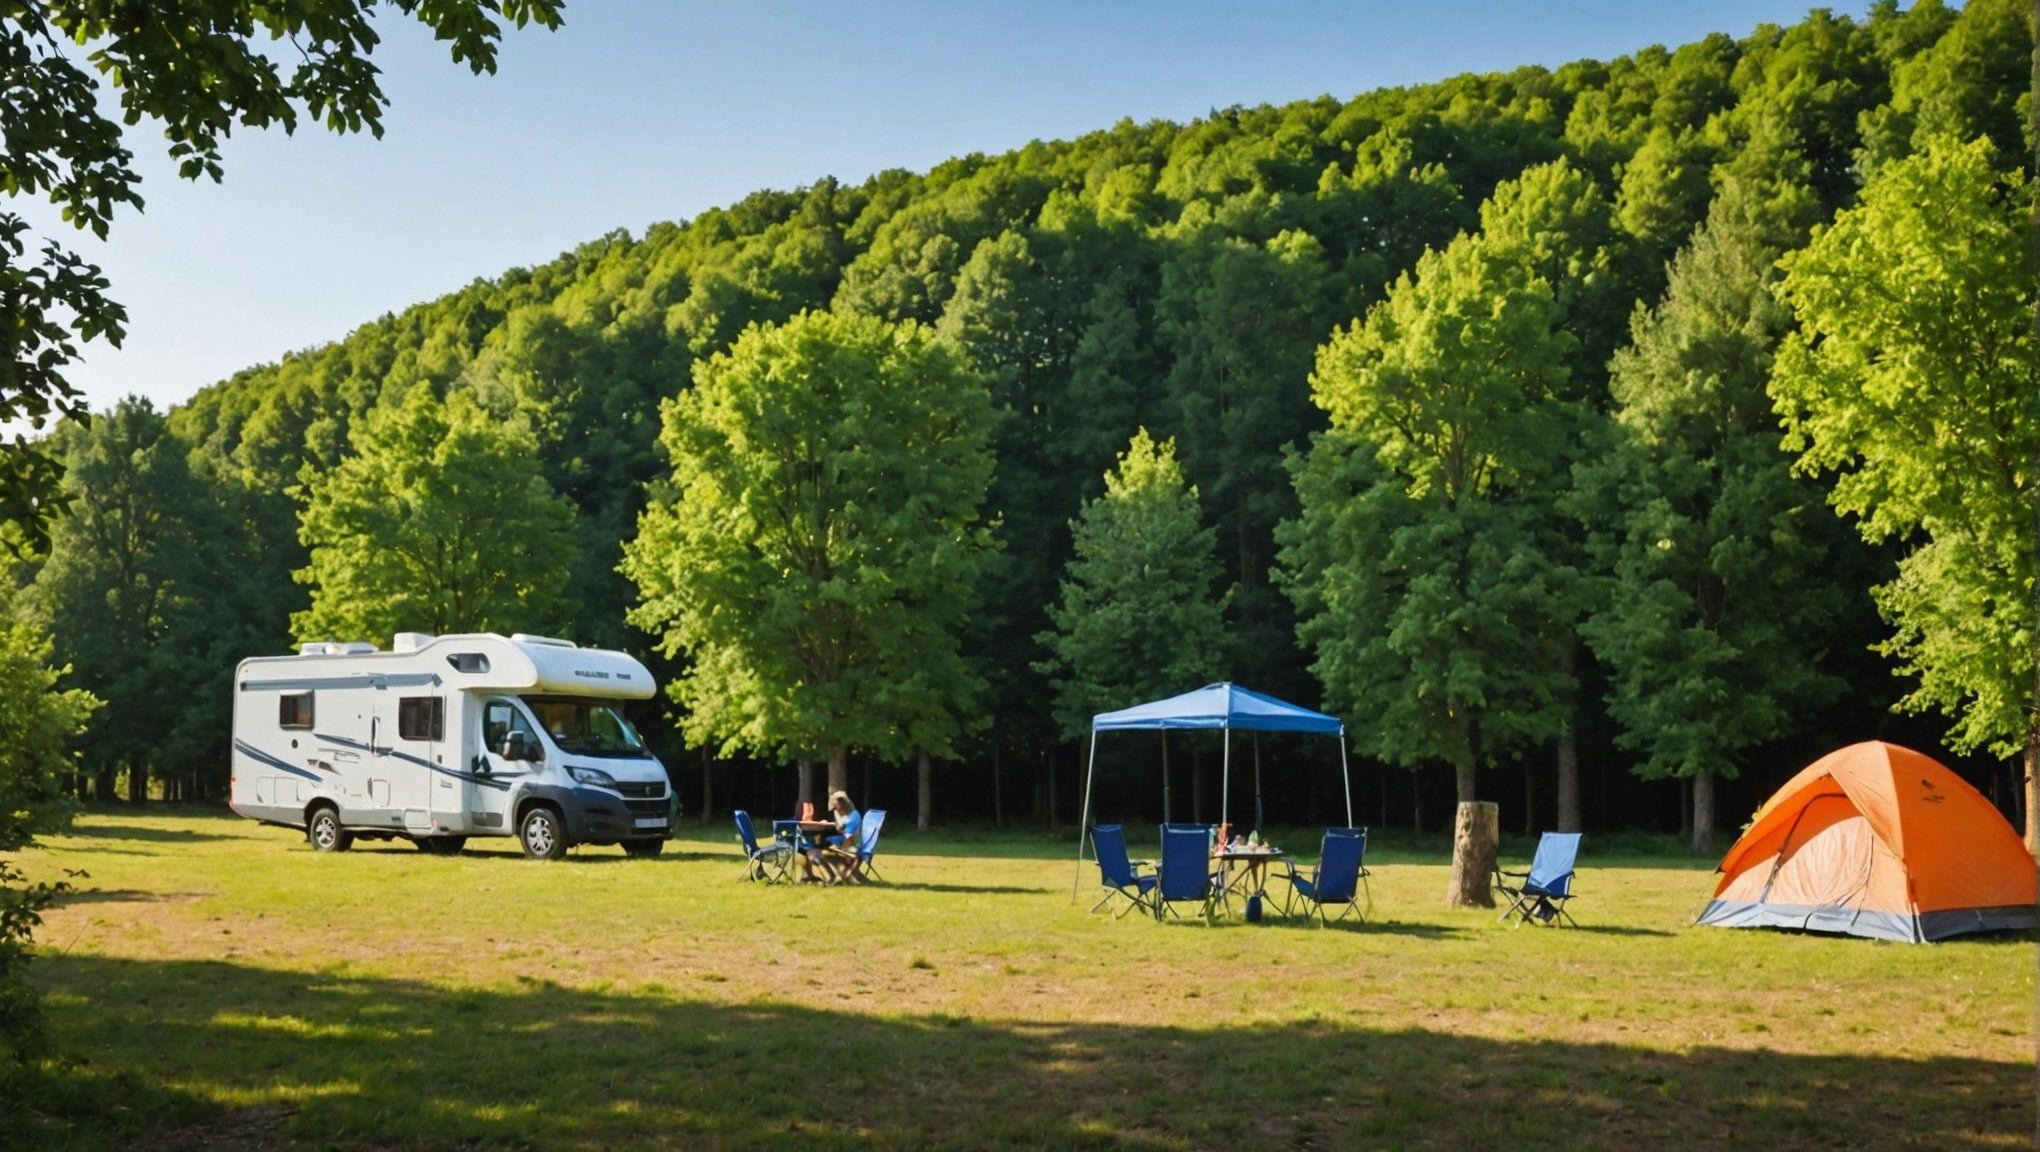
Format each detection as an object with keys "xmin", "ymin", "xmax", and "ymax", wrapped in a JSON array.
[
  {"xmin": 307, "ymin": 805, "xmax": 352, "ymax": 853},
  {"xmin": 520, "ymin": 806, "xmax": 567, "ymax": 860},
  {"xmin": 622, "ymin": 838, "xmax": 664, "ymax": 859},
  {"xmin": 417, "ymin": 836, "xmax": 467, "ymax": 855}
]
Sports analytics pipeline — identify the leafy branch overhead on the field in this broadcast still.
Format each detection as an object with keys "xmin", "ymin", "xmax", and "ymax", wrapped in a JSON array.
[{"xmin": 0, "ymin": 0, "xmax": 565, "ymax": 550}]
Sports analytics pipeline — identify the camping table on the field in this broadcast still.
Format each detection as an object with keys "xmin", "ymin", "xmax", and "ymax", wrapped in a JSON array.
[
  {"xmin": 1212, "ymin": 847, "xmax": 1288, "ymax": 915},
  {"xmin": 781, "ymin": 820, "xmax": 849, "ymax": 880}
]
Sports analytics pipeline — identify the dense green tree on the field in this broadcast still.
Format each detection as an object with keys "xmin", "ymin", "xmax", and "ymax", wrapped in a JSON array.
[
  {"xmin": 1771, "ymin": 135, "xmax": 2038, "ymax": 850},
  {"xmin": 23, "ymin": 399, "xmax": 222, "ymax": 803},
  {"xmin": 293, "ymin": 384, "xmax": 575, "ymax": 642},
  {"xmin": 1036, "ymin": 429, "xmax": 1230, "ymax": 743},
  {"xmin": 622, "ymin": 311, "xmax": 996, "ymax": 805},
  {"xmin": 0, "ymin": 0, "xmax": 562, "ymax": 550},
  {"xmin": 1577, "ymin": 163, "xmax": 1849, "ymax": 853},
  {"xmin": 0, "ymin": 621, "xmax": 98, "ymax": 1074},
  {"xmin": 1286, "ymin": 226, "xmax": 1576, "ymax": 805}
]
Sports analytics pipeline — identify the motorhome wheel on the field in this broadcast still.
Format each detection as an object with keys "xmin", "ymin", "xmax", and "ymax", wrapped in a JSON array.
[
  {"xmin": 307, "ymin": 806, "xmax": 352, "ymax": 853},
  {"xmin": 520, "ymin": 807, "xmax": 567, "ymax": 860}
]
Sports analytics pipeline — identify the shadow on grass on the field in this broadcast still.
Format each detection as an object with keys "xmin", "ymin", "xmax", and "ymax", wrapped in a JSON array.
[
  {"xmin": 56, "ymin": 822, "xmax": 240, "ymax": 845},
  {"xmin": 22, "ymin": 954, "xmax": 2028, "ymax": 1152}
]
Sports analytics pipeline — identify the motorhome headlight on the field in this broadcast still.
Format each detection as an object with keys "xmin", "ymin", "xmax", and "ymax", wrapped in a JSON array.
[{"xmin": 567, "ymin": 766, "xmax": 618, "ymax": 789}]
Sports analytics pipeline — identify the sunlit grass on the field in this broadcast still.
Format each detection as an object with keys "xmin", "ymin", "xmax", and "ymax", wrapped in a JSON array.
[{"xmin": 14, "ymin": 807, "xmax": 2035, "ymax": 1149}]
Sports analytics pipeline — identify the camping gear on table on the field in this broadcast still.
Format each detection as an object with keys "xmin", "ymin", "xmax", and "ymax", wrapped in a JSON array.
[
  {"xmin": 1697, "ymin": 741, "xmax": 2036, "ymax": 943},
  {"xmin": 1493, "ymin": 832, "xmax": 1580, "ymax": 927}
]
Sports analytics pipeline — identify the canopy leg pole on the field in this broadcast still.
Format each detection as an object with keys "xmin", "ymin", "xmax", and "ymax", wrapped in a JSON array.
[
  {"xmin": 1161, "ymin": 732, "xmax": 1171, "ymax": 824},
  {"xmin": 1253, "ymin": 732, "xmax": 1264, "ymax": 832},
  {"xmin": 1220, "ymin": 726, "xmax": 1231, "ymax": 833},
  {"xmin": 1072, "ymin": 727, "xmax": 1100, "ymax": 903},
  {"xmin": 1339, "ymin": 730, "xmax": 1354, "ymax": 829}
]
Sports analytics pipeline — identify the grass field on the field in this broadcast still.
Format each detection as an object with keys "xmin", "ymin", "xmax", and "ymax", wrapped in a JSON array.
[{"xmin": 13, "ymin": 807, "xmax": 2035, "ymax": 1150}]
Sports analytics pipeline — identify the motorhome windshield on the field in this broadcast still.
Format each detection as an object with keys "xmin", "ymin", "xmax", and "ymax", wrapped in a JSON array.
[{"xmin": 525, "ymin": 697, "xmax": 648, "ymax": 758}]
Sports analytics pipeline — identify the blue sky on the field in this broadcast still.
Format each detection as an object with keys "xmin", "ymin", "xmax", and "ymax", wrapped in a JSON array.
[{"xmin": 38, "ymin": 1, "xmax": 1872, "ymax": 412}]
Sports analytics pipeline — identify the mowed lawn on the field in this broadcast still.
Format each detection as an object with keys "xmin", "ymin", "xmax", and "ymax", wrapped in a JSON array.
[{"xmin": 14, "ymin": 808, "xmax": 2034, "ymax": 1151}]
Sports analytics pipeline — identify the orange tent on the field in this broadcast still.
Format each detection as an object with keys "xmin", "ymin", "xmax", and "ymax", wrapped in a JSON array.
[{"xmin": 1698, "ymin": 741, "xmax": 2036, "ymax": 942}]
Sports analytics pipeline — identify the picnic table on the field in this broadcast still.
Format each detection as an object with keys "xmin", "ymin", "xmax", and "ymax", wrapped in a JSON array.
[{"xmin": 1212, "ymin": 844, "xmax": 1290, "ymax": 914}]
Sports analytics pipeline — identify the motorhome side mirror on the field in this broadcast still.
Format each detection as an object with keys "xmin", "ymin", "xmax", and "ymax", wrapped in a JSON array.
[{"xmin": 502, "ymin": 732, "xmax": 540, "ymax": 762}]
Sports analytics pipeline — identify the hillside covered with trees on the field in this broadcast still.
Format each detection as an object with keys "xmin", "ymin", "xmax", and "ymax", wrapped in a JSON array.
[{"xmin": 12, "ymin": 0, "xmax": 2034, "ymax": 850}]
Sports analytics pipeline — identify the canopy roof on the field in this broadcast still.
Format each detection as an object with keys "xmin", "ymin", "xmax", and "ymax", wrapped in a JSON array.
[{"xmin": 1091, "ymin": 682, "xmax": 1342, "ymax": 734}]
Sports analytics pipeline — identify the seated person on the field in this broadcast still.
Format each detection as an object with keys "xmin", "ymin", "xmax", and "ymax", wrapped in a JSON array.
[{"xmin": 801, "ymin": 791, "xmax": 862, "ymax": 883}]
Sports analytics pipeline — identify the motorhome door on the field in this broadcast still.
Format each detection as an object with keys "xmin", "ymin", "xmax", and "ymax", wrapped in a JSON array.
[
  {"xmin": 476, "ymin": 698, "xmax": 535, "ymax": 832},
  {"xmin": 387, "ymin": 688, "xmax": 446, "ymax": 834}
]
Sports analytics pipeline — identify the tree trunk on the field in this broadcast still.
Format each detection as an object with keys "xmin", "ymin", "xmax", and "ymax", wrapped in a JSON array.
[
  {"xmin": 128, "ymin": 758, "xmax": 147, "ymax": 806},
  {"xmin": 700, "ymin": 747, "xmax": 713, "ymax": 824},
  {"xmin": 1690, "ymin": 770, "xmax": 1717, "ymax": 855},
  {"xmin": 1452, "ymin": 750, "xmax": 1476, "ymax": 804},
  {"xmin": 2023, "ymin": 730, "xmax": 2038, "ymax": 858},
  {"xmin": 992, "ymin": 736, "xmax": 1004, "ymax": 829},
  {"xmin": 1448, "ymin": 801, "xmax": 1499, "ymax": 908},
  {"xmin": 96, "ymin": 763, "xmax": 117, "ymax": 803},
  {"xmin": 827, "ymin": 744, "xmax": 848, "ymax": 800},
  {"xmin": 1046, "ymin": 748, "xmax": 1057, "ymax": 829},
  {"xmin": 796, "ymin": 759, "xmax": 815, "ymax": 816},
  {"xmin": 1556, "ymin": 643, "xmax": 1583, "ymax": 833},
  {"xmin": 917, "ymin": 750, "xmax": 932, "ymax": 831},
  {"xmin": 1160, "ymin": 733, "xmax": 1171, "ymax": 823}
]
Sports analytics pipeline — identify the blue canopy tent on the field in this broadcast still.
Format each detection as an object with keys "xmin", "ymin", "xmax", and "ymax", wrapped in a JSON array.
[{"xmin": 1073, "ymin": 683, "xmax": 1352, "ymax": 899}]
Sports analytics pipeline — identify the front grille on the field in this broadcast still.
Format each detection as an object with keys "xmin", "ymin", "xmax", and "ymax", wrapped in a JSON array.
[
  {"xmin": 623, "ymin": 796, "xmax": 669, "ymax": 816},
  {"xmin": 616, "ymin": 781, "xmax": 666, "ymax": 799}
]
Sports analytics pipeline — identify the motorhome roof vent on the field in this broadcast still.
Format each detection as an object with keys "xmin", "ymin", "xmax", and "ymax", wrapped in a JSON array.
[
  {"xmin": 392, "ymin": 632, "xmax": 436, "ymax": 653},
  {"xmin": 509, "ymin": 633, "xmax": 578, "ymax": 649},
  {"xmin": 298, "ymin": 641, "xmax": 378, "ymax": 656}
]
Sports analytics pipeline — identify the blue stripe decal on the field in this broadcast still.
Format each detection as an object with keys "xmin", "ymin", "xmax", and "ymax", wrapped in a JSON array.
[
  {"xmin": 233, "ymin": 740, "xmax": 324, "ymax": 783},
  {"xmin": 313, "ymin": 732, "xmax": 513, "ymax": 792}
]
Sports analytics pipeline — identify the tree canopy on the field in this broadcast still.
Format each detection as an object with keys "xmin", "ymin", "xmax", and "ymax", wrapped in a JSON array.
[{"xmin": 622, "ymin": 310, "xmax": 996, "ymax": 800}]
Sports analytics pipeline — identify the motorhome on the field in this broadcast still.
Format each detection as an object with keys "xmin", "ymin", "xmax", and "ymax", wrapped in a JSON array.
[{"xmin": 229, "ymin": 632, "xmax": 677, "ymax": 859}]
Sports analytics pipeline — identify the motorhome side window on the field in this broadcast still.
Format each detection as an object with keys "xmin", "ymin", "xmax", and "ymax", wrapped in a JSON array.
[
  {"xmin": 397, "ymin": 696, "xmax": 444, "ymax": 742},
  {"xmin": 483, "ymin": 700, "xmax": 537, "ymax": 755},
  {"xmin": 278, "ymin": 692, "xmax": 313, "ymax": 729}
]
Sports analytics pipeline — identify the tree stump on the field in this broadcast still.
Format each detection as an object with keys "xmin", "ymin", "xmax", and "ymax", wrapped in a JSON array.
[{"xmin": 1448, "ymin": 801, "xmax": 1499, "ymax": 908}]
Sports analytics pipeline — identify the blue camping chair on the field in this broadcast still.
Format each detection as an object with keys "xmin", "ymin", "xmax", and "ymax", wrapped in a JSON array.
[
  {"xmin": 1495, "ymin": 832, "xmax": 1581, "ymax": 927},
  {"xmin": 841, "ymin": 808, "xmax": 887, "ymax": 883},
  {"xmin": 1280, "ymin": 828, "xmax": 1370, "ymax": 925},
  {"xmin": 734, "ymin": 810, "xmax": 793, "ymax": 883},
  {"xmin": 1088, "ymin": 824, "xmax": 1157, "ymax": 918},
  {"xmin": 1153, "ymin": 823, "xmax": 1220, "ymax": 921}
]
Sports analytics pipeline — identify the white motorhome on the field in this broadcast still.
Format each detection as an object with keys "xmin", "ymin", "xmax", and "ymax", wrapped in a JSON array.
[{"xmin": 229, "ymin": 632, "xmax": 677, "ymax": 859}]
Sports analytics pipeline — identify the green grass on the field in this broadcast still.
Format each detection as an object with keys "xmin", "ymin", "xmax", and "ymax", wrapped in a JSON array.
[{"xmin": 13, "ymin": 807, "xmax": 2035, "ymax": 1150}]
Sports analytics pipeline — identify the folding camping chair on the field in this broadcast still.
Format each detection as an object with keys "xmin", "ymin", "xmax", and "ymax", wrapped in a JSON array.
[
  {"xmin": 734, "ymin": 810, "xmax": 793, "ymax": 883},
  {"xmin": 1280, "ymin": 828, "xmax": 1370, "ymax": 925},
  {"xmin": 1088, "ymin": 824, "xmax": 1158, "ymax": 918},
  {"xmin": 1153, "ymin": 823, "xmax": 1221, "ymax": 921},
  {"xmin": 1495, "ymin": 832, "xmax": 1581, "ymax": 926},
  {"xmin": 838, "ymin": 808, "xmax": 888, "ymax": 883}
]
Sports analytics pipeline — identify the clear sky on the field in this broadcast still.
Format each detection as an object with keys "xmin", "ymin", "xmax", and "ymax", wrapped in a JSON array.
[{"xmin": 36, "ymin": 0, "xmax": 1873, "ymax": 413}]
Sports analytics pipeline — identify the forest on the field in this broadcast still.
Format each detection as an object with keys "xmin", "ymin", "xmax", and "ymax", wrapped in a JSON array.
[{"xmin": 9, "ymin": 0, "xmax": 2035, "ymax": 853}]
